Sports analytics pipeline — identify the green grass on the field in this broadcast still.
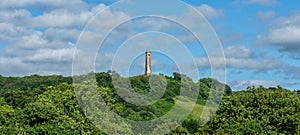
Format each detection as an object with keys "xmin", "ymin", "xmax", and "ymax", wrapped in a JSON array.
[
  {"xmin": 153, "ymin": 98, "xmax": 174, "ymax": 113},
  {"xmin": 153, "ymin": 97, "xmax": 207, "ymax": 121}
]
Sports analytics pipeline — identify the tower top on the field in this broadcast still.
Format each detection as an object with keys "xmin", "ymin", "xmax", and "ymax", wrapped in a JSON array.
[{"xmin": 145, "ymin": 49, "xmax": 151, "ymax": 75}]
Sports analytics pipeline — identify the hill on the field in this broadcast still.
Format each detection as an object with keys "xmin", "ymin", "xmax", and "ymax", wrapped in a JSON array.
[{"xmin": 0, "ymin": 72, "xmax": 299, "ymax": 134}]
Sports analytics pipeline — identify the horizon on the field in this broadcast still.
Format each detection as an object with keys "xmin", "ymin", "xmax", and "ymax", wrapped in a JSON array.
[
  {"xmin": 0, "ymin": 0, "xmax": 300, "ymax": 91},
  {"xmin": 0, "ymin": 71, "xmax": 296, "ymax": 92}
]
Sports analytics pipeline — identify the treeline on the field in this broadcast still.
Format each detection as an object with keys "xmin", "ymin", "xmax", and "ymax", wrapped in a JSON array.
[{"xmin": 0, "ymin": 72, "xmax": 299, "ymax": 134}]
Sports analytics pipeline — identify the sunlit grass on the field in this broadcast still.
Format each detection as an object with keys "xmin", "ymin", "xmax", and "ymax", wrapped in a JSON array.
[{"xmin": 153, "ymin": 96, "xmax": 209, "ymax": 121}]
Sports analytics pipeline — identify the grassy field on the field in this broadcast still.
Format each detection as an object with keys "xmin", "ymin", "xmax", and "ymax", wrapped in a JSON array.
[{"xmin": 153, "ymin": 97, "xmax": 206, "ymax": 120}]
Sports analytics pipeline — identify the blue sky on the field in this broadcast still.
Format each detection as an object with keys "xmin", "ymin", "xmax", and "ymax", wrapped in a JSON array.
[{"xmin": 0, "ymin": 0, "xmax": 300, "ymax": 91}]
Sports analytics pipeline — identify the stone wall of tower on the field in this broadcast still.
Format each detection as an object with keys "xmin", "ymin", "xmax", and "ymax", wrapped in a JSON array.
[{"xmin": 145, "ymin": 50, "xmax": 151, "ymax": 75}]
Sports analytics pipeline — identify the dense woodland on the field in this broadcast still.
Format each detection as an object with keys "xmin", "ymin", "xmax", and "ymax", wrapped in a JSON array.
[{"xmin": 0, "ymin": 72, "xmax": 299, "ymax": 134}]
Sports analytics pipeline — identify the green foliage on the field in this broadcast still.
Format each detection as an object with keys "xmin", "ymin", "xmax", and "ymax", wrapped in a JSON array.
[
  {"xmin": 296, "ymin": 90, "xmax": 300, "ymax": 96},
  {"xmin": 36, "ymin": 83, "xmax": 103, "ymax": 134},
  {"xmin": 182, "ymin": 118, "xmax": 200, "ymax": 134},
  {"xmin": 0, "ymin": 82, "xmax": 103, "ymax": 134},
  {"xmin": 199, "ymin": 78, "xmax": 232, "ymax": 98},
  {"xmin": 96, "ymin": 71, "xmax": 113, "ymax": 88},
  {"xmin": 0, "ymin": 98, "xmax": 14, "ymax": 125},
  {"xmin": 163, "ymin": 78, "xmax": 180, "ymax": 98},
  {"xmin": 199, "ymin": 86, "xmax": 300, "ymax": 134},
  {"xmin": 2, "ymin": 89, "xmax": 44, "ymax": 109},
  {"xmin": 0, "ymin": 74, "xmax": 72, "ymax": 92},
  {"xmin": 75, "ymin": 80, "xmax": 133, "ymax": 134},
  {"xmin": 168, "ymin": 125, "xmax": 191, "ymax": 135},
  {"xmin": 0, "ymin": 72, "xmax": 298, "ymax": 134},
  {"xmin": 153, "ymin": 98, "xmax": 174, "ymax": 114},
  {"xmin": 129, "ymin": 75, "xmax": 151, "ymax": 94}
]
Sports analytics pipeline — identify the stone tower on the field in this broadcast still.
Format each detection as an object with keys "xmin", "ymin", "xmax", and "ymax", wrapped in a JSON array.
[{"xmin": 145, "ymin": 49, "xmax": 151, "ymax": 75}]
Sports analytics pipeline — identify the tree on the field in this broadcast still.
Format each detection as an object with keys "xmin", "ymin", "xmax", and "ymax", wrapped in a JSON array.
[
  {"xmin": 3, "ymin": 90, "xmax": 36, "ymax": 109},
  {"xmin": 0, "ymin": 98, "xmax": 14, "ymax": 125},
  {"xmin": 199, "ymin": 86, "xmax": 300, "ymax": 134}
]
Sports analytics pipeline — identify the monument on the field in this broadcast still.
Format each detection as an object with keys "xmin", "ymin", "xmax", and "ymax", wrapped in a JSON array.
[{"xmin": 145, "ymin": 49, "xmax": 151, "ymax": 75}]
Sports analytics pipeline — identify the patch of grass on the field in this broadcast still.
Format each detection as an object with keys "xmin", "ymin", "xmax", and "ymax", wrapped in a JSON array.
[
  {"xmin": 153, "ymin": 98, "xmax": 174, "ymax": 113},
  {"xmin": 153, "ymin": 97, "xmax": 210, "ymax": 121}
]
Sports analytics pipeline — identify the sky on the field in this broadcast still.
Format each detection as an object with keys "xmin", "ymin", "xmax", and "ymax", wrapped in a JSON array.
[{"xmin": 0, "ymin": 0, "xmax": 300, "ymax": 91}]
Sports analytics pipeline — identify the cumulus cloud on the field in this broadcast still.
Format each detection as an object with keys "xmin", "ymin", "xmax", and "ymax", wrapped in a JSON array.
[
  {"xmin": 257, "ymin": 26, "xmax": 300, "ymax": 45},
  {"xmin": 0, "ymin": 57, "xmax": 29, "ymax": 76},
  {"xmin": 0, "ymin": 9, "xmax": 32, "ymax": 26},
  {"xmin": 0, "ymin": 53, "xmax": 74, "ymax": 76},
  {"xmin": 0, "ymin": 1, "xmax": 206, "ymax": 77},
  {"xmin": 0, "ymin": 23, "xmax": 33, "ymax": 41},
  {"xmin": 25, "ymin": 47, "xmax": 75, "ymax": 63},
  {"xmin": 196, "ymin": 4, "xmax": 224, "ymax": 20},
  {"xmin": 195, "ymin": 45, "xmax": 300, "ymax": 82},
  {"xmin": 0, "ymin": 0, "xmax": 87, "ymax": 12},
  {"xmin": 31, "ymin": 9, "xmax": 93, "ymax": 28},
  {"xmin": 43, "ymin": 28, "xmax": 81, "ymax": 42},
  {"xmin": 0, "ymin": 1, "xmax": 134, "ymax": 76},
  {"xmin": 256, "ymin": 12, "xmax": 300, "ymax": 57},
  {"xmin": 224, "ymin": 46, "xmax": 253, "ymax": 59},
  {"xmin": 0, "ymin": 2, "xmax": 105, "ymax": 29},
  {"xmin": 16, "ymin": 31, "xmax": 48, "ymax": 49}
]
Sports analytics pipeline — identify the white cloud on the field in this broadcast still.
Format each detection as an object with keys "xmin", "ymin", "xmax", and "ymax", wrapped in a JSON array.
[
  {"xmin": 258, "ymin": 26, "xmax": 300, "ymax": 45},
  {"xmin": 0, "ymin": 23, "xmax": 33, "ymax": 41},
  {"xmin": 31, "ymin": 9, "xmax": 93, "ymax": 28},
  {"xmin": 194, "ymin": 45, "xmax": 300, "ymax": 83},
  {"xmin": 43, "ymin": 28, "xmax": 81, "ymax": 42},
  {"xmin": 1, "ymin": 27, "xmax": 61, "ymax": 55},
  {"xmin": 91, "ymin": 3, "xmax": 107, "ymax": 14},
  {"xmin": 134, "ymin": 17, "xmax": 175, "ymax": 31},
  {"xmin": 196, "ymin": 4, "xmax": 224, "ymax": 20},
  {"xmin": 89, "ymin": 10, "xmax": 130, "ymax": 32},
  {"xmin": 0, "ymin": 0, "xmax": 87, "ymax": 12},
  {"xmin": 165, "ymin": 4, "xmax": 223, "ymax": 33},
  {"xmin": 0, "ymin": 9, "xmax": 32, "ymax": 26},
  {"xmin": 256, "ymin": 12, "xmax": 300, "ymax": 56},
  {"xmin": 0, "ymin": 2, "xmax": 107, "ymax": 29},
  {"xmin": 0, "ymin": 2, "xmax": 135, "ymax": 76},
  {"xmin": 224, "ymin": 46, "xmax": 253, "ymax": 59},
  {"xmin": 17, "ymin": 31, "xmax": 48, "ymax": 49},
  {"xmin": 0, "ymin": 57, "xmax": 29, "ymax": 76},
  {"xmin": 25, "ymin": 47, "xmax": 75, "ymax": 63}
]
